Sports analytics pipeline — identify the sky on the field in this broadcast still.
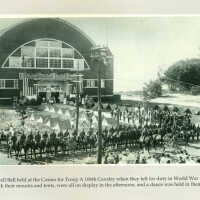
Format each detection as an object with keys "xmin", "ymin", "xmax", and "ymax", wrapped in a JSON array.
[{"xmin": 0, "ymin": 17, "xmax": 200, "ymax": 92}]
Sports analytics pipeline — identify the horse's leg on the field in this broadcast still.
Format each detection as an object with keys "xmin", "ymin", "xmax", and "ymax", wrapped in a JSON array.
[
  {"xmin": 15, "ymin": 146, "xmax": 18, "ymax": 159},
  {"xmin": 62, "ymin": 143, "xmax": 66, "ymax": 155},
  {"xmin": 41, "ymin": 147, "xmax": 43, "ymax": 158},
  {"xmin": 54, "ymin": 145, "xmax": 56, "ymax": 157},
  {"xmin": 39, "ymin": 146, "xmax": 42, "ymax": 159},
  {"xmin": 147, "ymin": 143, "xmax": 150, "ymax": 153},
  {"xmin": 16, "ymin": 149, "xmax": 19, "ymax": 160},
  {"xmin": 47, "ymin": 146, "xmax": 50, "ymax": 157},
  {"xmin": 46, "ymin": 146, "xmax": 49, "ymax": 158},
  {"xmin": 45, "ymin": 146, "xmax": 47, "ymax": 157},
  {"xmin": 7, "ymin": 145, "xmax": 10, "ymax": 158},
  {"xmin": 84, "ymin": 142, "xmax": 86, "ymax": 153},
  {"xmin": 10, "ymin": 146, "xmax": 13, "ymax": 158},
  {"xmin": 34, "ymin": 148, "xmax": 36, "ymax": 160},
  {"xmin": 50, "ymin": 144, "xmax": 53, "ymax": 154},
  {"xmin": 24, "ymin": 148, "xmax": 27, "ymax": 160},
  {"xmin": 30, "ymin": 146, "xmax": 33, "ymax": 159},
  {"xmin": 19, "ymin": 146, "xmax": 22, "ymax": 159},
  {"xmin": 60, "ymin": 143, "xmax": 64, "ymax": 155},
  {"xmin": 8, "ymin": 146, "xmax": 11, "ymax": 158}
]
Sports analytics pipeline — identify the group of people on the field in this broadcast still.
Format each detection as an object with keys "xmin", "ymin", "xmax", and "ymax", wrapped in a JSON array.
[
  {"xmin": 104, "ymin": 148, "xmax": 198, "ymax": 164},
  {"xmin": 110, "ymin": 103, "xmax": 192, "ymax": 126},
  {"xmin": 1, "ymin": 102, "xmax": 200, "ymax": 164},
  {"xmin": 0, "ymin": 125, "xmax": 98, "ymax": 159}
]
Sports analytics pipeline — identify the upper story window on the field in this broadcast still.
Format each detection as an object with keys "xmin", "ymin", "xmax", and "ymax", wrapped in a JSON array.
[
  {"xmin": 86, "ymin": 80, "xmax": 96, "ymax": 88},
  {"xmin": 2, "ymin": 38, "xmax": 89, "ymax": 70},
  {"xmin": 49, "ymin": 48, "xmax": 61, "ymax": 58},
  {"xmin": 36, "ymin": 48, "xmax": 48, "ymax": 57},
  {"xmin": 85, "ymin": 79, "xmax": 105, "ymax": 88},
  {"xmin": 0, "ymin": 79, "xmax": 18, "ymax": 89},
  {"xmin": 101, "ymin": 80, "xmax": 105, "ymax": 88},
  {"xmin": 0, "ymin": 80, "xmax": 5, "ymax": 88}
]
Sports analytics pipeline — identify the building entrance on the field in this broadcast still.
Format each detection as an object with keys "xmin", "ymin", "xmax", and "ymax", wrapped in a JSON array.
[
  {"xmin": 38, "ymin": 91, "xmax": 60, "ymax": 103},
  {"xmin": 37, "ymin": 82, "xmax": 74, "ymax": 103},
  {"xmin": 51, "ymin": 92, "xmax": 60, "ymax": 103}
]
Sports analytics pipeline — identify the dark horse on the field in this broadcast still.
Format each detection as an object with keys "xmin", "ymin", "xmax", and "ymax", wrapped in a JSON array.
[
  {"xmin": 8, "ymin": 135, "xmax": 24, "ymax": 159},
  {"xmin": 7, "ymin": 135, "xmax": 17, "ymax": 158},
  {"xmin": 23, "ymin": 138, "xmax": 37, "ymax": 160}
]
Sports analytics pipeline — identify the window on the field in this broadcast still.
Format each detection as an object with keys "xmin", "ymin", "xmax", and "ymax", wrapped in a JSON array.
[
  {"xmin": 36, "ymin": 58, "xmax": 48, "ymax": 68},
  {"xmin": 14, "ymin": 80, "xmax": 18, "ymax": 89},
  {"xmin": 62, "ymin": 48, "xmax": 74, "ymax": 58},
  {"xmin": 23, "ymin": 58, "xmax": 34, "ymax": 68},
  {"xmin": 3, "ymin": 39, "xmax": 89, "ymax": 70},
  {"xmin": 49, "ymin": 41, "xmax": 62, "ymax": 48},
  {"xmin": 21, "ymin": 46, "xmax": 35, "ymax": 57},
  {"xmin": 85, "ymin": 79, "xmax": 105, "ymax": 88},
  {"xmin": 5, "ymin": 80, "xmax": 14, "ymax": 88},
  {"xmin": 49, "ymin": 59, "xmax": 61, "ymax": 68},
  {"xmin": 86, "ymin": 80, "xmax": 96, "ymax": 88},
  {"xmin": 62, "ymin": 59, "xmax": 74, "ymax": 68},
  {"xmin": 49, "ymin": 48, "xmax": 61, "ymax": 58},
  {"xmin": 35, "ymin": 40, "xmax": 49, "ymax": 47},
  {"xmin": 101, "ymin": 80, "xmax": 105, "ymax": 88},
  {"xmin": 9, "ymin": 57, "xmax": 22, "ymax": 68},
  {"xmin": 0, "ymin": 80, "xmax": 5, "ymax": 88},
  {"xmin": 0, "ymin": 80, "xmax": 18, "ymax": 89},
  {"xmin": 36, "ymin": 48, "xmax": 48, "ymax": 57}
]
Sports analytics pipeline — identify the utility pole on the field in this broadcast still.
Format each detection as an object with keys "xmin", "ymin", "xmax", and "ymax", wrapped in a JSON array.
[
  {"xmin": 91, "ymin": 45, "xmax": 110, "ymax": 164},
  {"xmin": 116, "ymin": 106, "xmax": 120, "ymax": 128},
  {"xmin": 97, "ymin": 59, "xmax": 102, "ymax": 164},
  {"xmin": 72, "ymin": 60, "xmax": 82, "ymax": 134},
  {"xmin": 75, "ymin": 72, "xmax": 80, "ymax": 134},
  {"xmin": 138, "ymin": 104, "xmax": 141, "ymax": 127}
]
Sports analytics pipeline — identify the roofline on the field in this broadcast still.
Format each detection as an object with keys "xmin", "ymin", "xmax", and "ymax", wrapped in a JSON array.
[{"xmin": 0, "ymin": 17, "xmax": 96, "ymax": 47}]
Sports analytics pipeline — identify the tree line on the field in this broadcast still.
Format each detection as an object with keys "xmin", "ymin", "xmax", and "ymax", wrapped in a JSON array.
[{"xmin": 143, "ymin": 58, "xmax": 200, "ymax": 99}]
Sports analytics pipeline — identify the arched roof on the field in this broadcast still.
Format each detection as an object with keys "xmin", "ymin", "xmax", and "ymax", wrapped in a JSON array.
[{"xmin": 0, "ymin": 18, "xmax": 95, "ymax": 67}]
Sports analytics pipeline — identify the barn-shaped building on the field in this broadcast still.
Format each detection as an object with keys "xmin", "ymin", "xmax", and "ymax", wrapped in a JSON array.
[{"xmin": 0, "ymin": 18, "xmax": 114, "ymax": 104}]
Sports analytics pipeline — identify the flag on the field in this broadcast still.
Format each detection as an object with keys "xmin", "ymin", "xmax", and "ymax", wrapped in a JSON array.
[{"xmin": 22, "ymin": 76, "xmax": 36, "ymax": 96}]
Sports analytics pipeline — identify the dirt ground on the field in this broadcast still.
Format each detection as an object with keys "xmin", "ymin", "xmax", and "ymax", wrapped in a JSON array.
[{"xmin": 1, "ymin": 141, "xmax": 200, "ymax": 165}]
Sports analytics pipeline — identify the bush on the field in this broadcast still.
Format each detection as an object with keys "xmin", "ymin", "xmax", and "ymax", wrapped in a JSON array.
[
  {"xmin": 143, "ymin": 80, "xmax": 162, "ymax": 100},
  {"xmin": 191, "ymin": 86, "xmax": 200, "ymax": 95}
]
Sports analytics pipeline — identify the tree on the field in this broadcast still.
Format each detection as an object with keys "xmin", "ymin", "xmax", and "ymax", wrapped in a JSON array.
[
  {"xmin": 142, "ymin": 79, "xmax": 162, "ymax": 100},
  {"xmin": 163, "ymin": 58, "xmax": 200, "ymax": 91}
]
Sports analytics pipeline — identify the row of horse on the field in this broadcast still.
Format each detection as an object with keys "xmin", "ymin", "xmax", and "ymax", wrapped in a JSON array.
[{"xmin": 0, "ymin": 126, "xmax": 190, "ymax": 161}]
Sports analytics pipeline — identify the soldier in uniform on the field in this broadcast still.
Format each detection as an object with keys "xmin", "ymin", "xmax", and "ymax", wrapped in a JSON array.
[
  {"xmin": 64, "ymin": 129, "xmax": 69, "ymax": 139},
  {"xmin": 50, "ymin": 130, "xmax": 56, "ymax": 141},
  {"xmin": 42, "ymin": 131, "xmax": 48, "ymax": 139},
  {"xmin": 27, "ymin": 131, "xmax": 34, "ymax": 142},
  {"xmin": 35, "ymin": 131, "xmax": 41, "ymax": 144},
  {"xmin": 20, "ymin": 131, "xmax": 26, "ymax": 144},
  {"xmin": 58, "ymin": 131, "xmax": 64, "ymax": 139}
]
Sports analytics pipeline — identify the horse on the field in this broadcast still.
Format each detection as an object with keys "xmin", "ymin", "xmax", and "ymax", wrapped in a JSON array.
[
  {"xmin": 38, "ymin": 138, "xmax": 47, "ymax": 158},
  {"xmin": 23, "ymin": 138, "xmax": 33, "ymax": 160},
  {"xmin": 14, "ymin": 137, "xmax": 24, "ymax": 159},
  {"xmin": 7, "ymin": 135, "xmax": 17, "ymax": 158}
]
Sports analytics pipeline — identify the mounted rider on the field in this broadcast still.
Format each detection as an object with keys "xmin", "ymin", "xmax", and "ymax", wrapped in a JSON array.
[{"xmin": 35, "ymin": 130, "xmax": 41, "ymax": 144}]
